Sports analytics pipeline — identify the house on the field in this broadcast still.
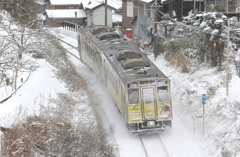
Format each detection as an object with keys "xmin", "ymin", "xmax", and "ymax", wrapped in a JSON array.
[
  {"xmin": 36, "ymin": 0, "xmax": 90, "ymax": 27},
  {"xmin": 163, "ymin": 0, "xmax": 240, "ymax": 16},
  {"xmin": 85, "ymin": 0, "xmax": 122, "ymax": 27},
  {"xmin": 44, "ymin": 9, "xmax": 86, "ymax": 27},
  {"xmin": 205, "ymin": 0, "xmax": 240, "ymax": 14},
  {"xmin": 122, "ymin": 0, "xmax": 139, "ymax": 34},
  {"xmin": 122, "ymin": 0, "xmax": 158, "ymax": 41},
  {"xmin": 160, "ymin": 0, "xmax": 204, "ymax": 17},
  {"xmin": 47, "ymin": 0, "xmax": 84, "ymax": 9},
  {"xmin": 34, "ymin": 0, "xmax": 91, "ymax": 14},
  {"xmin": 112, "ymin": 13, "xmax": 122, "ymax": 27}
]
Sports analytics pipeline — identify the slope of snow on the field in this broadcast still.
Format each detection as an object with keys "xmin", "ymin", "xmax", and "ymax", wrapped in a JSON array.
[
  {"xmin": 0, "ymin": 59, "xmax": 66, "ymax": 128},
  {"xmin": 148, "ymin": 54, "xmax": 240, "ymax": 157}
]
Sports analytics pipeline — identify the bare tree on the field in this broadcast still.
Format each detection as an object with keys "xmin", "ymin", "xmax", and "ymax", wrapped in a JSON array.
[{"xmin": 0, "ymin": 0, "xmax": 43, "ymax": 89}]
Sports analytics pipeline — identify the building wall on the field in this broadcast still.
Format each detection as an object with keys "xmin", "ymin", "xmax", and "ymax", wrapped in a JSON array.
[
  {"xmin": 47, "ymin": 4, "xmax": 79, "ymax": 9},
  {"xmin": 45, "ymin": 17, "xmax": 84, "ymax": 27},
  {"xmin": 93, "ymin": 6, "xmax": 112, "ymax": 26},
  {"xmin": 206, "ymin": 0, "xmax": 240, "ymax": 13},
  {"xmin": 87, "ymin": 6, "xmax": 113, "ymax": 27},
  {"xmin": 122, "ymin": 0, "xmax": 138, "ymax": 34}
]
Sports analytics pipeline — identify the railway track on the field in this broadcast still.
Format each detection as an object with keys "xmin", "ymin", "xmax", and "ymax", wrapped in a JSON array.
[{"xmin": 139, "ymin": 133, "xmax": 169, "ymax": 157}]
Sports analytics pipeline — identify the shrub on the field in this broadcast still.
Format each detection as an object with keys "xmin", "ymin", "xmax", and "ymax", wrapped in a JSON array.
[{"xmin": 1, "ymin": 94, "xmax": 117, "ymax": 157}]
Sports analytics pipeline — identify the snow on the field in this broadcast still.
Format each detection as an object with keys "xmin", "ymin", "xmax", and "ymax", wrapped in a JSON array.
[
  {"xmin": 50, "ymin": 0, "xmax": 87, "ymax": 5},
  {"xmin": 0, "ymin": 59, "xmax": 66, "ymax": 128},
  {"xmin": 112, "ymin": 13, "xmax": 122, "ymax": 23},
  {"xmin": 45, "ymin": 9, "xmax": 86, "ymax": 18},
  {"xmin": 140, "ymin": 0, "xmax": 154, "ymax": 3},
  {"xmin": 1, "ymin": 18, "xmax": 240, "ymax": 157},
  {"xmin": 211, "ymin": 29, "xmax": 219, "ymax": 35},
  {"xmin": 85, "ymin": 0, "xmax": 122, "ymax": 10}
]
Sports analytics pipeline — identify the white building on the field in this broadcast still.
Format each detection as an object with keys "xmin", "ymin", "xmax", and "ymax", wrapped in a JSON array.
[{"xmin": 85, "ymin": 0, "xmax": 122, "ymax": 27}]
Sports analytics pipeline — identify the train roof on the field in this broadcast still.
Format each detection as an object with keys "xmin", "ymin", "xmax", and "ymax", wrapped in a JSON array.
[{"xmin": 78, "ymin": 26, "xmax": 168, "ymax": 83}]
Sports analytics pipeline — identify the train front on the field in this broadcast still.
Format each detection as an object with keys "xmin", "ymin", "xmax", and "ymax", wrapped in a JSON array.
[{"xmin": 126, "ymin": 79, "xmax": 172, "ymax": 133}]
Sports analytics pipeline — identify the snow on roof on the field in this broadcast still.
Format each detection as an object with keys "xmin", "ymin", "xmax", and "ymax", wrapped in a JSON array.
[
  {"xmin": 86, "ymin": 0, "xmax": 121, "ymax": 10},
  {"xmin": 140, "ymin": 0, "xmax": 154, "ymax": 3},
  {"xmin": 85, "ymin": 1, "xmax": 102, "ymax": 9},
  {"xmin": 50, "ymin": 0, "xmax": 90, "ymax": 6},
  {"xmin": 45, "ymin": 9, "xmax": 86, "ymax": 18},
  {"xmin": 112, "ymin": 13, "xmax": 122, "ymax": 23},
  {"xmin": 34, "ymin": 0, "xmax": 48, "ymax": 5}
]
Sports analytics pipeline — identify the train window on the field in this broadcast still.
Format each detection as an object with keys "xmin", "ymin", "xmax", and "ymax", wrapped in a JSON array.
[
  {"xmin": 128, "ymin": 89, "xmax": 139, "ymax": 105},
  {"xmin": 158, "ymin": 86, "xmax": 169, "ymax": 103},
  {"xmin": 143, "ymin": 88, "xmax": 154, "ymax": 104}
]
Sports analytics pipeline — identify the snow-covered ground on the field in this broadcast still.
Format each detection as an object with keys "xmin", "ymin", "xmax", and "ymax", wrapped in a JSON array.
[
  {"xmin": 0, "ymin": 27, "xmax": 239, "ymax": 157},
  {"xmin": 0, "ymin": 60, "xmax": 66, "ymax": 128}
]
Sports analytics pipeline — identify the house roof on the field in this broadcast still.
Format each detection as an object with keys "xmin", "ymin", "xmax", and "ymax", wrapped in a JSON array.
[
  {"xmin": 45, "ymin": 9, "xmax": 86, "ymax": 18},
  {"xmin": 161, "ymin": 0, "xmax": 171, "ymax": 3},
  {"xmin": 49, "ymin": 0, "xmax": 90, "ymax": 7},
  {"xmin": 140, "ymin": 0, "xmax": 154, "ymax": 3},
  {"xmin": 112, "ymin": 13, "xmax": 122, "ymax": 23},
  {"xmin": 86, "ymin": 0, "xmax": 121, "ymax": 10}
]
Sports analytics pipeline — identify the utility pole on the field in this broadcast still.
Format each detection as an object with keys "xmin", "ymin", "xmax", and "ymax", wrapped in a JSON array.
[
  {"xmin": 152, "ymin": 0, "xmax": 161, "ymax": 59},
  {"xmin": 226, "ymin": 20, "xmax": 230, "ymax": 96},
  {"xmin": 204, "ymin": 0, "xmax": 206, "ymax": 11},
  {"xmin": 105, "ymin": 0, "xmax": 108, "ymax": 26},
  {"xmin": 193, "ymin": 0, "xmax": 196, "ymax": 14}
]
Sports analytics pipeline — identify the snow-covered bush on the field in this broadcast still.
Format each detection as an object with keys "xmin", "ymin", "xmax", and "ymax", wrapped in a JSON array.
[
  {"xmin": 156, "ymin": 11, "xmax": 240, "ymax": 157},
  {"xmin": 157, "ymin": 11, "xmax": 240, "ymax": 73},
  {"xmin": 1, "ymin": 94, "xmax": 117, "ymax": 157}
]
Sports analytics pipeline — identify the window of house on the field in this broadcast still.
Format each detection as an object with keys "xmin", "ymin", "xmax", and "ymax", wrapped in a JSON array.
[{"xmin": 127, "ymin": 0, "xmax": 133, "ymax": 17}]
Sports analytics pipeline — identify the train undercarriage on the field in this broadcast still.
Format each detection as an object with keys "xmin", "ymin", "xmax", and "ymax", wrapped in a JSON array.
[{"xmin": 127, "ymin": 120, "xmax": 172, "ymax": 133}]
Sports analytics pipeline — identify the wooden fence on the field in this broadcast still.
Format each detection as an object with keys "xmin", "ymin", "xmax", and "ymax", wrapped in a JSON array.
[{"xmin": 62, "ymin": 21, "xmax": 81, "ymax": 32}]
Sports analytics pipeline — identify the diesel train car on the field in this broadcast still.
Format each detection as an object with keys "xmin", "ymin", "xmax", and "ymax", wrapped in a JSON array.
[{"xmin": 77, "ymin": 26, "xmax": 172, "ymax": 133}]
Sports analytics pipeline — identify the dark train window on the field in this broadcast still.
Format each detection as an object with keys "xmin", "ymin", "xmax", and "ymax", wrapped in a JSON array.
[
  {"xmin": 128, "ymin": 89, "xmax": 139, "ymax": 105},
  {"xmin": 158, "ymin": 86, "xmax": 169, "ymax": 103}
]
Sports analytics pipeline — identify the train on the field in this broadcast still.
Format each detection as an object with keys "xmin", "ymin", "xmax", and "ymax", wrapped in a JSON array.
[{"xmin": 77, "ymin": 26, "xmax": 172, "ymax": 133}]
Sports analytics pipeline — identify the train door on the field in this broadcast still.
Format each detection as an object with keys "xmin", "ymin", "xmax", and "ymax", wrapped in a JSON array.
[{"xmin": 140, "ymin": 85, "xmax": 157, "ymax": 121}]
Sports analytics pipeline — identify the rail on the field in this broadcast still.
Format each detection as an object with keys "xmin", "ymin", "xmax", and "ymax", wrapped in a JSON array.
[{"xmin": 139, "ymin": 134, "xmax": 169, "ymax": 157}]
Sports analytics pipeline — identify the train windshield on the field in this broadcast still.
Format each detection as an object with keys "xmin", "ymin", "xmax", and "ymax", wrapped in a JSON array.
[
  {"xmin": 143, "ymin": 88, "xmax": 154, "ymax": 104},
  {"xmin": 128, "ymin": 88, "xmax": 139, "ymax": 105},
  {"xmin": 158, "ymin": 86, "xmax": 169, "ymax": 103}
]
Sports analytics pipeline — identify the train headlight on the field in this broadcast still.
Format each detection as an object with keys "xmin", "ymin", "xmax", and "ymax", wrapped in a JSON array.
[{"xmin": 159, "ymin": 105, "xmax": 170, "ymax": 118}]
